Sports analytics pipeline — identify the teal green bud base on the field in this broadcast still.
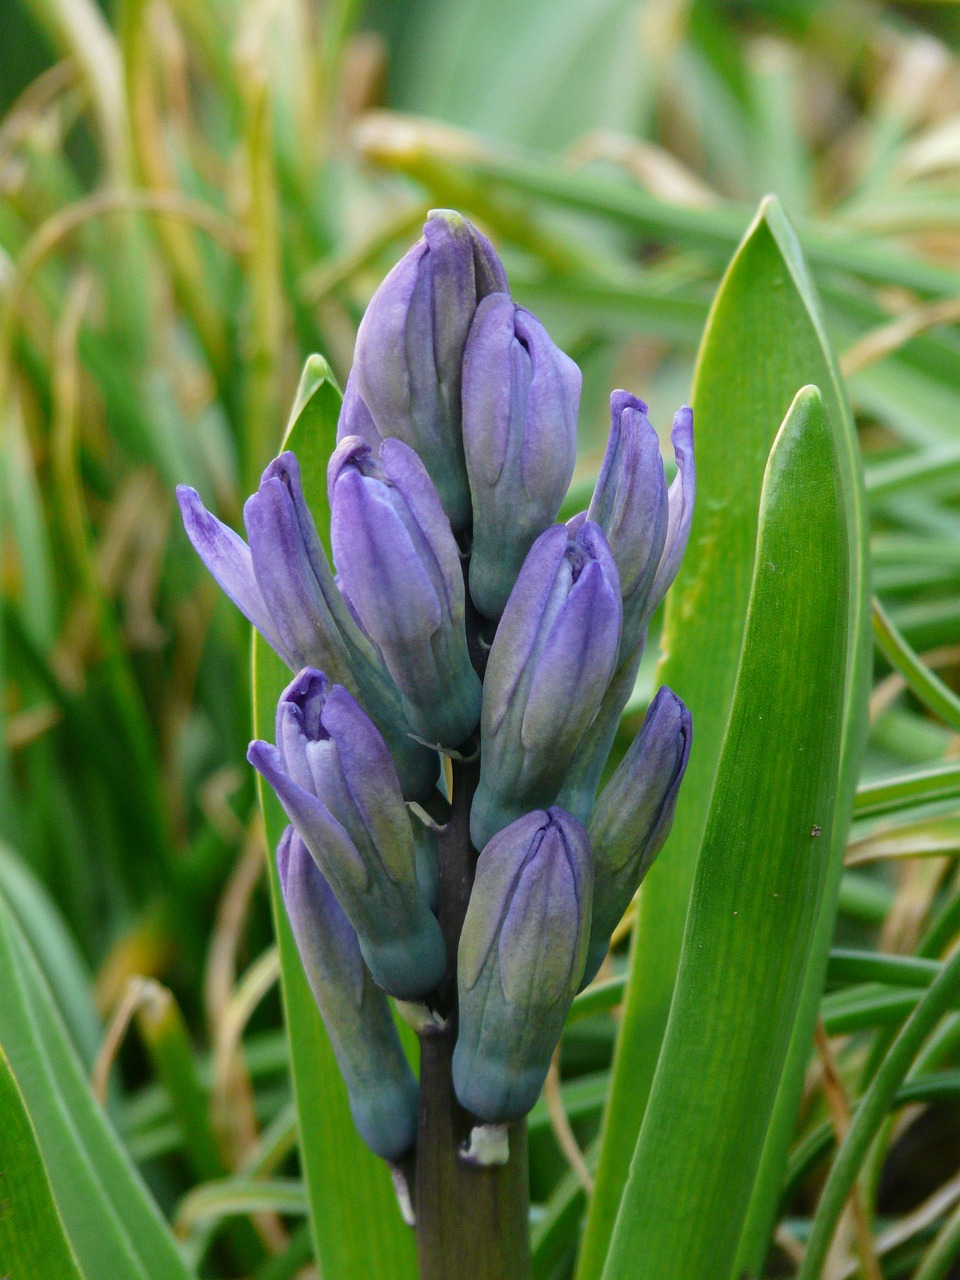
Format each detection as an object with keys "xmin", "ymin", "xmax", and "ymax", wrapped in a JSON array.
[{"xmin": 414, "ymin": 758, "xmax": 531, "ymax": 1280}]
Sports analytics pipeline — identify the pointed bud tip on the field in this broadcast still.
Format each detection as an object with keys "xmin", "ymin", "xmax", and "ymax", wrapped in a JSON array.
[{"xmin": 610, "ymin": 388, "xmax": 648, "ymax": 418}]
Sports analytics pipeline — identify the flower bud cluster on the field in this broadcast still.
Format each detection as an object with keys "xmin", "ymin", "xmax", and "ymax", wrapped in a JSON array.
[{"xmin": 178, "ymin": 211, "xmax": 694, "ymax": 1159}]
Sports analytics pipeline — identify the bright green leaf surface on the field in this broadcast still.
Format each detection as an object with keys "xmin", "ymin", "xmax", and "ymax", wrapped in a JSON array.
[
  {"xmin": 252, "ymin": 356, "xmax": 418, "ymax": 1280},
  {"xmin": 600, "ymin": 386, "xmax": 848, "ymax": 1280},
  {"xmin": 0, "ymin": 891, "xmax": 196, "ymax": 1280},
  {"xmin": 578, "ymin": 197, "xmax": 870, "ymax": 1279},
  {"xmin": 0, "ymin": 1045, "xmax": 84, "ymax": 1280},
  {"xmin": 0, "ymin": 842, "xmax": 100, "ymax": 1068}
]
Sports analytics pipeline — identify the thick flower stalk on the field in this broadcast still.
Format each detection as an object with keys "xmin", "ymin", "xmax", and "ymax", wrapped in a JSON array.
[{"xmin": 177, "ymin": 209, "xmax": 696, "ymax": 1280}]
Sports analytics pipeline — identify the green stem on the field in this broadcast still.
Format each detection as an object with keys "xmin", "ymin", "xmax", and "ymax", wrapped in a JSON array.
[{"xmin": 414, "ymin": 758, "xmax": 530, "ymax": 1280}]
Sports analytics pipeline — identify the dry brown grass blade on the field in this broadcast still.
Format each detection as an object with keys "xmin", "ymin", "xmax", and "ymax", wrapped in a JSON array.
[
  {"xmin": 544, "ymin": 1047, "xmax": 594, "ymax": 1195},
  {"xmin": 814, "ymin": 1021, "xmax": 884, "ymax": 1280},
  {"xmin": 841, "ymin": 296, "xmax": 960, "ymax": 377},
  {"xmin": 91, "ymin": 975, "xmax": 156, "ymax": 1105}
]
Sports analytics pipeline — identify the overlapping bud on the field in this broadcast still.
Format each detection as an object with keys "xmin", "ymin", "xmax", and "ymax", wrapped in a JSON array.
[
  {"xmin": 453, "ymin": 808, "xmax": 592, "ymax": 1123},
  {"xmin": 176, "ymin": 452, "xmax": 437, "ymax": 800},
  {"xmin": 462, "ymin": 295, "xmax": 581, "ymax": 621},
  {"xmin": 277, "ymin": 827, "xmax": 418, "ymax": 1161},
  {"xmin": 329, "ymin": 436, "xmax": 481, "ymax": 750},
  {"xmin": 582, "ymin": 688, "xmax": 693, "ymax": 986},
  {"xmin": 248, "ymin": 669, "xmax": 445, "ymax": 1000},
  {"xmin": 470, "ymin": 520, "xmax": 623, "ymax": 851},
  {"xmin": 177, "ymin": 210, "xmax": 696, "ymax": 1168},
  {"xmin": 558, "ymin": 397, "xmax": 696, "ymax": 819},
  {"xmin": 338, "ymin": 209, "xmax": 508, "ymax": 532}
]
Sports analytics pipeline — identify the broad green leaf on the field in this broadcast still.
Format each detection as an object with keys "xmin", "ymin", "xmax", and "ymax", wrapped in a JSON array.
[
  {"xmin": 0, "ymin": 842, "xmax": 100, "ymax": 1068},
  {"xmin": 252, "ymin": 356, "xmax": 418, "ymax": 1280},
  {"xmin": 0, "ymin": 1045, "xmax": 84, "ymax": 1280},
  {"xmin": 578, "ymin": 196, "xmax": 870, "ymax": 1279},
  {"xmin": 0, "ymin": 890, "xmax": 196, "ymax": 1280},
  {"xmin": 600, "ymin": 386, "xmax": 849, "ymax": 1280}
]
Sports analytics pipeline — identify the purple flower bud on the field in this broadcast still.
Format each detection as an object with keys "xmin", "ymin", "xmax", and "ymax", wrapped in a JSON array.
[
  {"xmin": 177, "ymin": 452, "xmax": 437, "ymax": 800},
  {"xmin": 581, "ymin": 687, "xmax": 692, "ymax": 986},
  {"xmin": 338, "ymin": 210, "xmax": 508, "ymax": 531},
  {"xmin": 470, "ymin": 521, "xmax": 622, "ymax": 851},
  {"xmin": 176, "ymin": 482, "xmax": 292, "ymax": 665},
  {"xmin": 277, "ymin": 826, "xmax": 418, "ymax": 1161},
  {"xmin": 645, "ymin": 404, "xmax": 695, "ymax": 626},
  {"xmin": 463, "ymin": 295, "xmax": 581, "ymax": 620},
  {"xmin": 329, "ymin": 436, "xmax": 481, "ymax": 749},
  {"xmin": 586, "ymin": 392, "xmax": 668, "ymax": 657},
  {"xmin": 453, "ymin": 808, "xmax": 592, "ymax": 1123},
  {"xmin": 249, "ymin": 669, "xmax": 446, "ymax": 999},
  {"xmin": 558, "ymin": 402, "xmax": 696, "ymax": 817}
]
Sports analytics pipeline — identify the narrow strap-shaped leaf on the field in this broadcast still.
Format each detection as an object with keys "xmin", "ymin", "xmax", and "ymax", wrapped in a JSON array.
[
  {"xmin": 176, "ymin": 1177, "xmax": 309, "ymax": 1234},
  {"xmin": 854, "ymin": 762, "xmax": 960, "ymax": 818},
  {"xmin": 578, "ymin": 195, "xmax": 870, "ymax": 1280},
  {"xmin": 0, "ymin": 891, "xmax": 196, "ymax": 1280},
  {"xmin": 252, "ymin": 356, "xmax": 418, "ymax": 1280},
  {"xmin": 873, "ymin": 596, "xmax": 960, "ymax": 733},
  {"xmin": 0, "ymin": 1045, "xmax": 84, "ymax": 1280},
  {"xmin": 600, "ymin": 386, "xmax": 848, "ymax": 1280}
]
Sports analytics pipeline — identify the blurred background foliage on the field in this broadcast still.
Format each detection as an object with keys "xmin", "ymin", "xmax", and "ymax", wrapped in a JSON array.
[{"xmin": 5, "ymin": 0, "xmax": 960, "ymax": 1276}]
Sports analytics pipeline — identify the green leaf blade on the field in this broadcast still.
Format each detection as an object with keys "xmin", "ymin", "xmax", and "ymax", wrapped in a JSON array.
[
  {"xmin": 578, "ymin": 195, "xmax": 870, "ymax": 1280},
  {"xmin": 601, "ymin": 385, "xmax": 849, "ymax": 1280},
  {"xmin": 0, "ymin": 1045, "xmax": 84, "ymax": 1280},
  {"xmin": 0, "ymin": 893, "xmax": 196, "ymax": 1280}
]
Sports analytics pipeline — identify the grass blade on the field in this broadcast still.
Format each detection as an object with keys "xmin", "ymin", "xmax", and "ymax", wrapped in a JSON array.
[{"xmin": 797, "ymin": 944, "xmax": 960, "ymax": 1279}]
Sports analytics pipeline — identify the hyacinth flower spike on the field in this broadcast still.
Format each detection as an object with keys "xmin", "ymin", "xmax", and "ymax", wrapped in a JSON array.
[
  {"xmin": 176, "ymin": 203, "xmax": 698, "ymax": 1273},
  {"xmin": 453, "ymin": 807, "xmax": 592, "ymax": 1125},
  {"xmin": 177, "ymin": 451, "xmax": 437, "ymax": 800},
  {"xmin": 338, "ymin": 208, "xmax": 508, "ymax": 532},
  {"xmin": 470, "ymin": 519, "xmax": 622, "ymax": 851},
  {"xmin": 581, "ymin": 687, "xmax": 693, "ymax": 987},
  {"xmin": 560, "ymin": 401, "xmax": 696, "ymax": 821},
  {"xmin": 329, "ymin": 435, "xmax": 482, "ymax": 751},
  {"xmin": 462, "ymin": 294, "xmax": 581, "ymax": 621},
  {"xmin": 248, "ymin": 669, "xmax": 446, "ymax": 1000},
  {"xmin": 277, "ymin": 826, "xmax": 419, "ymax": 1162}
]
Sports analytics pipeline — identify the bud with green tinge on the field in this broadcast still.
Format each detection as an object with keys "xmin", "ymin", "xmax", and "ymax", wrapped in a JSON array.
[{"xmin": 453, "ymin": 807, "xmax": 592, "ymax": 1123}]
